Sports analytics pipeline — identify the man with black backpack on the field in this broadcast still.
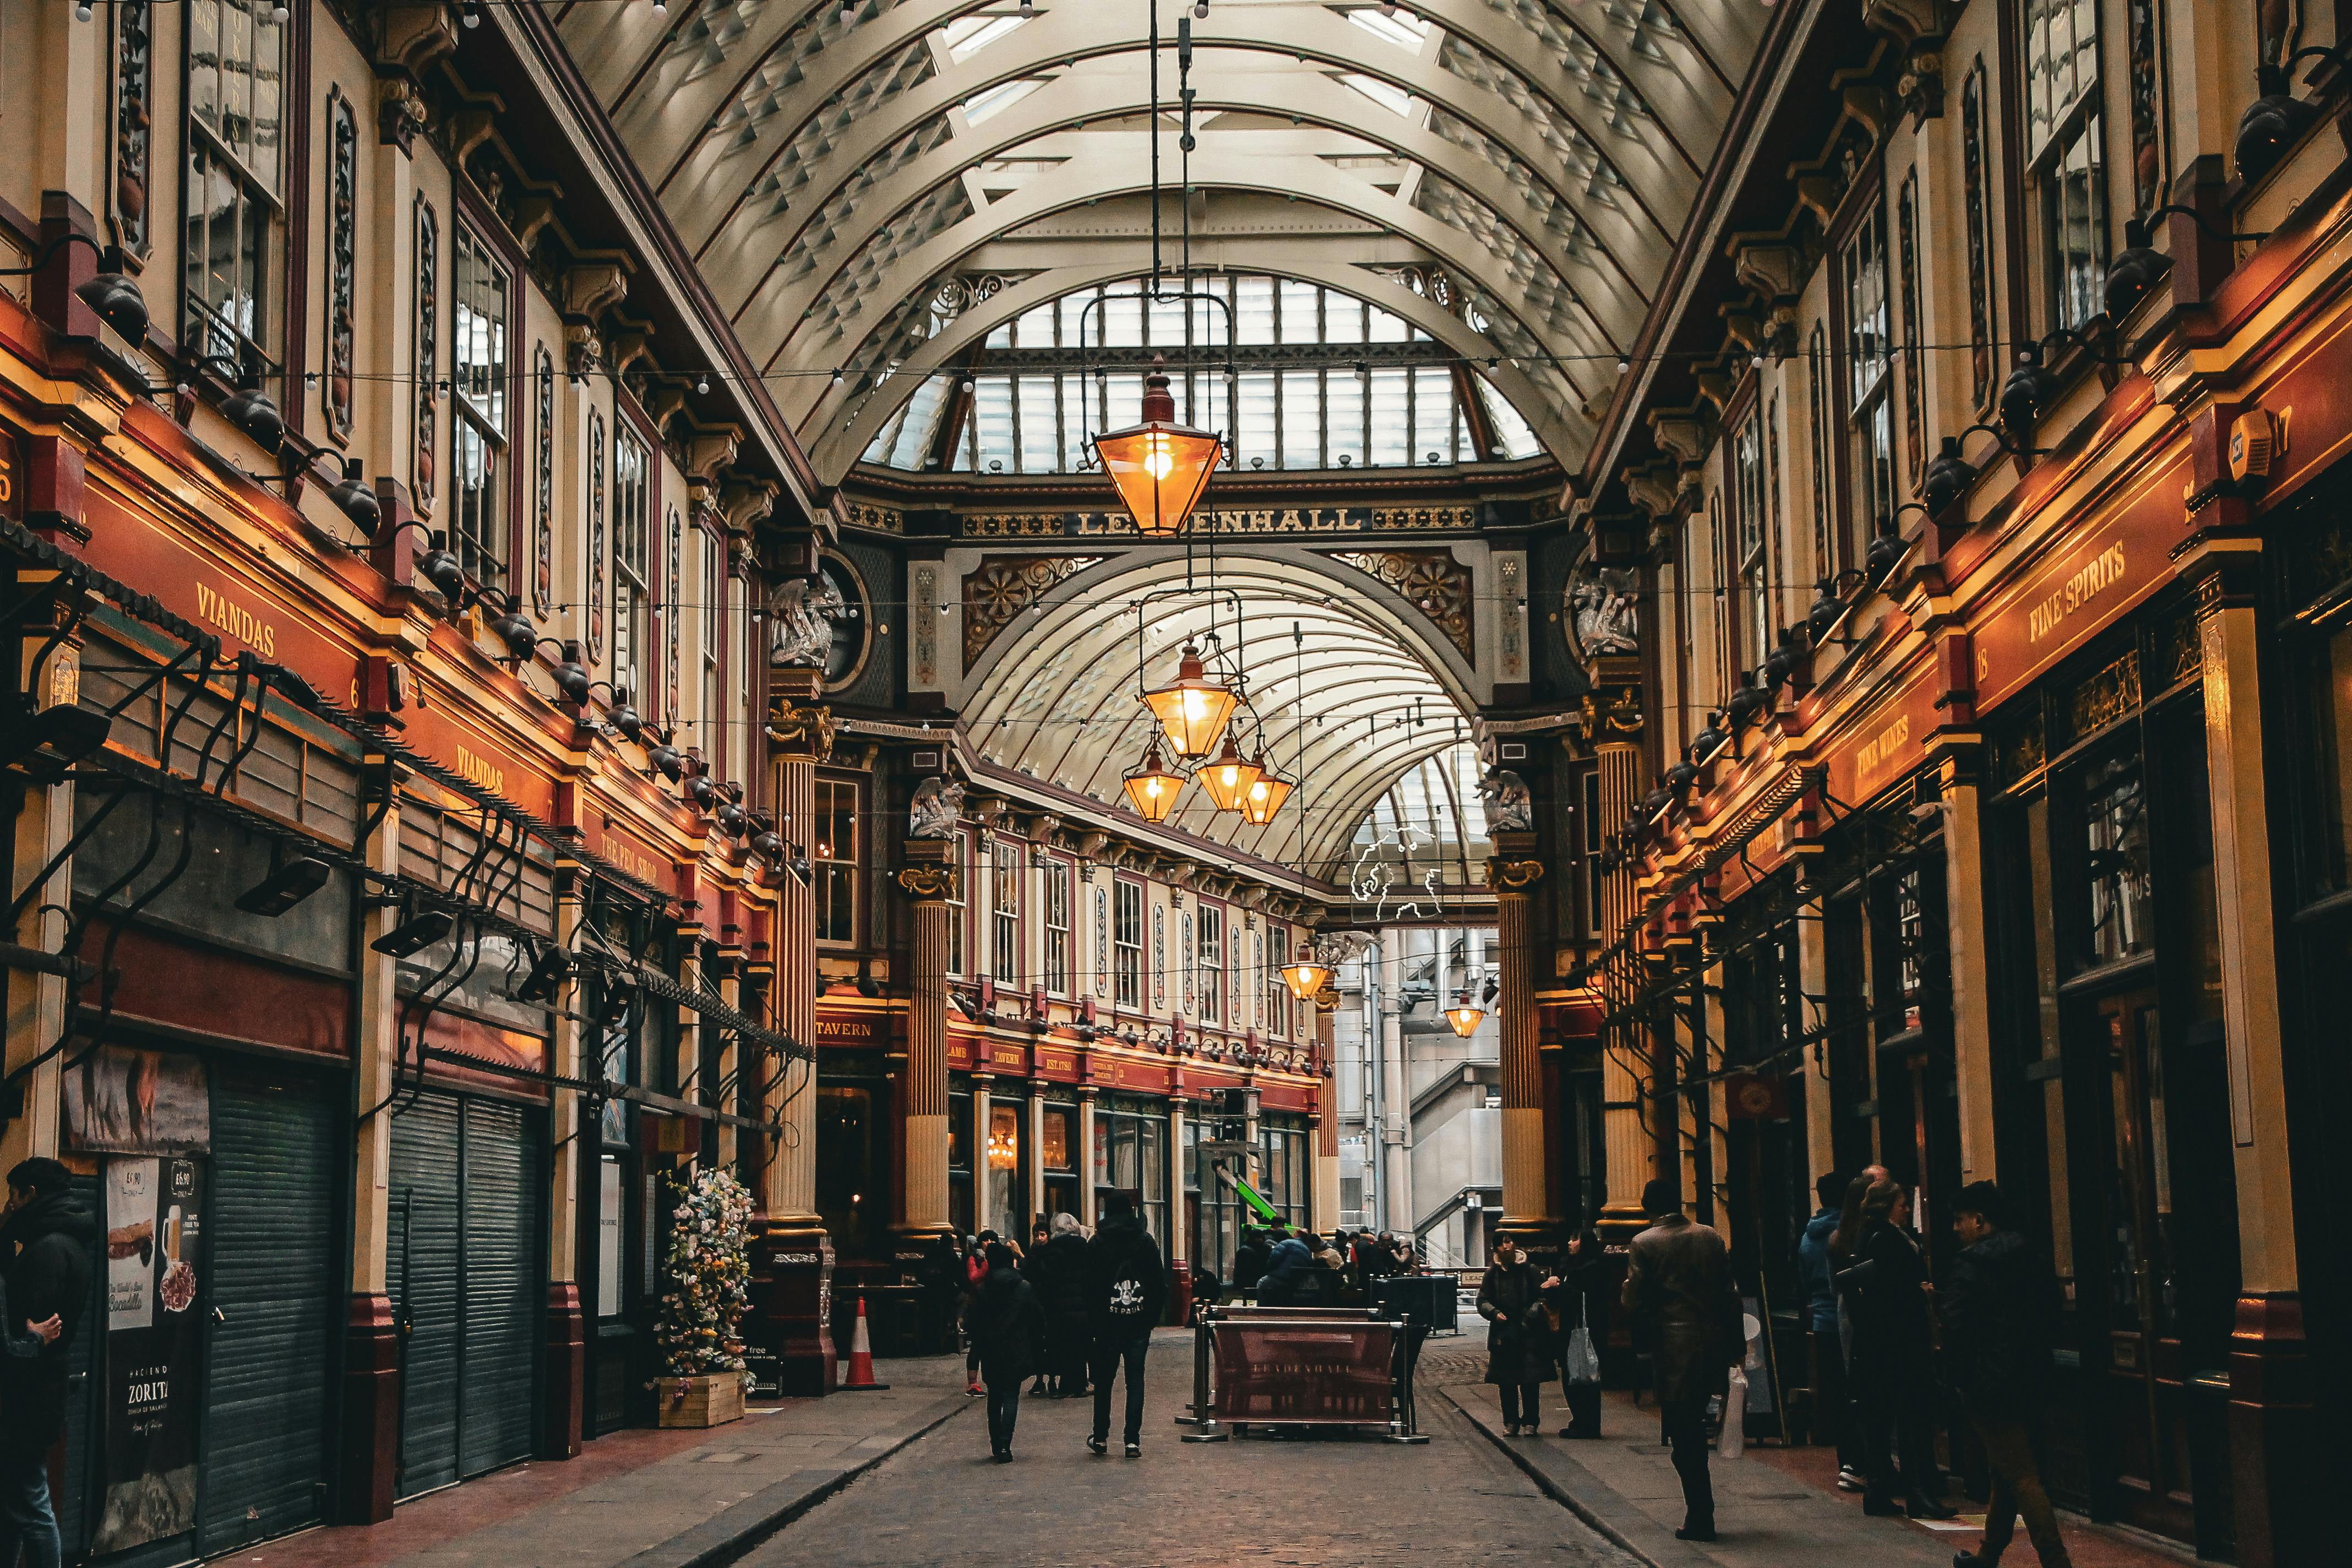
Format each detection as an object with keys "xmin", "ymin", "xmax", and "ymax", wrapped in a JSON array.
[{"xmin": 1083, "ymin": 1189, "xmax": 1167, "ymax": 1459}]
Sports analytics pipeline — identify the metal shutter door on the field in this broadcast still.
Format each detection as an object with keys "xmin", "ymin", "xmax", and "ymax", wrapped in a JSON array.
[
  {"xmin": 458, "ymin": 1098, "xmax": 540, "ymax": 1477},
  {"xmin": 389, "ymin": 1093, "xmax": 464, "ymax": 1498},
  {"xmin": 197, "ymin": 1068, "xmax": 340, "ymax": 1553}
]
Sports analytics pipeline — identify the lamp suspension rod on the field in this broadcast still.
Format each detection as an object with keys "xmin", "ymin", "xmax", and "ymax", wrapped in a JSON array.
[{"xmin": 1149, "ymin": 0, "xmax": 1162, "ymax": 296}]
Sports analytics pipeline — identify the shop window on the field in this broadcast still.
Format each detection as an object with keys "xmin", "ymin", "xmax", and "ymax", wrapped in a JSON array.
[
  {"xmin": 728, "ymin": 566, "xmax": 752, "ymax": 785},
  {"xmin": 2078, "ymin": 750, "xmax": 2153, "ymax": 968},
  {"xmin": 2306, "ymin": 620, "xmax": 2352, "ymax": 896},
  {"xmin": 597, "ymin": 1156, "xmax": 624, "ymax": 1319},
  {"xmin": 948, "ymin": 1088, "xmax": 973, "ymax": 1237},
  {"xmin": 985, "ymin": 1102, "xmax": 1023, "ymax": 1239},
  {"xmin": 992, "ymin": 841, "xmax": 1022, "ymax": 985},
  {"xmin": 1114, "ymin": 878, "xmax": 1143, "ymax": 1009},
  {"xmin": 1197, "ymin": 903, "xmax": 1224, "ymax": 1025},
  {"xmin": 1041, "ymin": 1102, "xmax": 1079, "ymax": 1218},
  {"xmin": 1042, "ymin": 857, "xmax": 1071, "ymax": 995},
  {"xmin": 450, "ymin": 225, "xmax": 510, "ymax": 592},
  {"xmin": 1844, "ymin": 200, "xmax": 1896, "ymax": 565},
  {"xmin": 814, "ymin": 776, "xmax": 857, "ymax": 945},
  {"xmin": 2023, "ymin": 0, "xmax": 2108, "ymax": 333},
  {"xmin": 611, "ymin": 427, "xmax": 652, "ymax": 704},
  {"xmin": 1093, "ymin": 1101, "xmax": 1167, "ymax": 1242},
  {"xmin": 183, "ymin": 0, "xmax": 286, "ymax": 372}
]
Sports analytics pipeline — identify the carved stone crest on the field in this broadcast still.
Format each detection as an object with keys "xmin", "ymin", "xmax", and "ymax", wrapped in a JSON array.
[
  {"xmin": 1567, "ymin": 565, "xmax": 1640, "ymax": 659},
  {"xmin": 1478, "ymin": 770, "xmax": 1533, "ymax": 833},
  {"xmin": 768, "ymin": 573, "xmax": 848, "ymax": 669},
  {"xmin": 908, "ymin": 776, "xmax": 966, "ymax": 840}
]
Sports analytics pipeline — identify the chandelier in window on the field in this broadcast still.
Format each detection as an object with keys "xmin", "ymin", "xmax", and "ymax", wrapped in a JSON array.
[{"xmin": 985, "ymin": 1125, "xmax": 1019, "ymax": 1170}]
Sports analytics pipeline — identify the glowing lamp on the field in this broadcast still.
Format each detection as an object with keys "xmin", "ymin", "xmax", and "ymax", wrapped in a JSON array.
[
  {"xmin": 985, "ymin": 1128, "xmax": 1018, "ymax": 1170},
  {"xmin": 1122, "ymin": 738, "xmax": 1186, "ymax": 823},
  {"xmin": 1238, "ymin": 761, "xmax": 1293, "ymax": 825},
  {"xmin": 1142, "ymin": 640, "xmax": 1239, "ymax": 758},
  {"xmin": 1092, "ymin": 354, "xmax": 1221, "ymax": 535},
  {"xmin": 1444, "ymin": 994, "xmax": 1487, "ymax": 1037},
  {"xmin": 1280, "ymin": 942, "xmax": 1333, "ymax": 1003},
  {"xmin": 1195, "ymin": 734, "xmax": 1264, "ymax": 813}
]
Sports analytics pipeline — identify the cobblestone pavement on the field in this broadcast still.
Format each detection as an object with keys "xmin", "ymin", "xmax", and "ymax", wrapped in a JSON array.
[{"xmin": 744, "ymin": 1330, "xmax": 1640, "ymax": 1568}]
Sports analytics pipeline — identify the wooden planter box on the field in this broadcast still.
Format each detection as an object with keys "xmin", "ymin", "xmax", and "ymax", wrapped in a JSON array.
[{"xmin": 657, "ymin": 1374, "xmax": 745, "ymax": 1428}]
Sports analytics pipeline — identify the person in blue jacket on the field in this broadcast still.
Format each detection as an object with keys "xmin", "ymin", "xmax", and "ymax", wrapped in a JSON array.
[{"xmin": 1796, "ymin": 1170, "xmax": 1863, "ymax": 1491}]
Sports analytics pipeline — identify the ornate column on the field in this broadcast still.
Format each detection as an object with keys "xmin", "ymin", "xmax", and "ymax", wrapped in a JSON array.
[
  {"xmin": 540, "ymin": 862, "xmax": 586, "ymax": 1458},
  {"xmin": 897, "ymin": 833, "xmax": 959, "ymax": 1240},
  {"xmin": 1076, "ymin": 1088, "xmax": 1099, "ymax": 1227},
  {"xmin": 4, "ymin": 619, "xmax": 78, "ymax": 1173},
  {"xmin": 1797, "ymin": 897, "xmax": 1837, "ymax": 1189},
  {"xmin": 1931, "ymin": 736, "xmax": 1999, "ymax": 1185},
  {"xmin": 2185, "ymin": 538, "xmax": 2314, "ymax": 1565},
  {"xmin": 1375, "ymin": 927, "xmax": 1412, "ymax": 1235},
  {"xmin": 1313, "ymin": 1001, "xmax": 1341, "ymax": 1235},
  {"xmin": 755, "ymin": 665, "xmax": 835, "ymax": 1395},
  {"xmin": 339, "ymin": 756, "xmax": 402, "ymax": 1521},
  {"xmin": 1487, "ymin": 827, "xmax": 1551, "ymax": 1258}
]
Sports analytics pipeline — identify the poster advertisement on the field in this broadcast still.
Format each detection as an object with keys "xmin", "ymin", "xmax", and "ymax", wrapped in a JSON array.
[
  {"xmin": 65, "ymin": 1047, "xmax": 211, "ymax": 1155},
  {"xmin": 91, "ymin": 1156, "xmax": 206, "ymax": 1556}
]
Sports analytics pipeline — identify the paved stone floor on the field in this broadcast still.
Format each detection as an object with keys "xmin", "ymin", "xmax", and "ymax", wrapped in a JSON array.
[{"xmin": 744, "ymin": 1329, "xmax": 1640, "ymax": 1568}]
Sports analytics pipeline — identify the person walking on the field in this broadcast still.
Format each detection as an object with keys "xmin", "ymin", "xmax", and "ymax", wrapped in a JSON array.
[
  {"xmin": 1, "ymin": 1158, "xmax": 95, "ymax": 1568},
  {"xmin": 1798, "ymin": 1172, "xmax": 1865, "ymax": 1491},
  {"xmin": 967, "ymin": 1241, "xmax": 1046, "ymax": 1462},
  {"xmin": 1943, "ymin": 1183, "xmax": 2071, "ymax": 1568},
  {"xmin": 960, "ymin": 1230, "xmax": 992, "ymax": 1396},
  {"xmin": 1476, "ymin": 1235, "xmax": 1554, "ymax": 1436},
  {"xmin": 1621, "ymin": 1179, "xmax": 1744, "ymax": 1543},
  {"xmin": 1839, "ymin": 1177, "xmax": 1953, "ymax": 1519},
  {"xmin": 1552, "ymin": 1224, "xmax": 1609, "ymax": 1439},
  {"xmin": 1027, "ymin": 1213, "xmax": 1092, "ymax": 1397},
  {"xmin": 1084, "ymin": 1190, "xmax": 1166, "ymax": 1458}
]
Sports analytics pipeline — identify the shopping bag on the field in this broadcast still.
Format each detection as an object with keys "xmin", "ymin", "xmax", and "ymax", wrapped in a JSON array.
[
  {"xmin": 1718, "ymin": 1365, "xmax": 1748, "ymax": 1458},
  {"xmin": 1564, "ymin": 1324, "xmax": 1600, "ymax": 1386}
]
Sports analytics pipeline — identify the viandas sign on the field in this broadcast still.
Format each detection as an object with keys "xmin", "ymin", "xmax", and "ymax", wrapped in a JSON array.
[{"xmin": 92, "ymin": 1154, "xmax": 207, "ymax": 1555}]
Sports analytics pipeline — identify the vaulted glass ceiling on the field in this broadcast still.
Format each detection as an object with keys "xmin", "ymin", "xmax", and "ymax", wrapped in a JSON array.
[
  {"xmin": 557, "ymin": 0, "xmax": 1765, "ymax": 486},
  {"xmin": 863, "ymin": 273, "xmax": 1543, "ymax": 473}
]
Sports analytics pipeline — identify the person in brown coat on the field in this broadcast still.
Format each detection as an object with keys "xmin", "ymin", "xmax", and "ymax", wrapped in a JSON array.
[{"xmin": 1621, "ymin": 1178, "xmax": 1745, "ymax": 1543}]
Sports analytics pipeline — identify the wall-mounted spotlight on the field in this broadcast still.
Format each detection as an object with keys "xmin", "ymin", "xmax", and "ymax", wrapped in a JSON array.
[
  {"xmin": 324, "ymin": 457, "xmax": 382, "ymax": 535},
  {"xmin": 371, "ymin": 908, "xmax": 455, "ymax": 958},
  {"xmin": 645, "ymin": 734, "xmax": 685, "ymax": 782},
  {"xmin": 234, "ymin": 853, "xmax": 331, "ymax": 917},
  {"xmin": 515, "ymin": 943, "xmax": 576, "ymax": 1004},
  {"xmin": 2, "ymin": 702, "xmax": 112, "ymax": 777},
  {"xmin": 415, "ymin": 532, "xmax": 469, "ymax": 607},
  {"xmin": 0, "ymin": 233, "xmax": 148, "ymax": 342}
]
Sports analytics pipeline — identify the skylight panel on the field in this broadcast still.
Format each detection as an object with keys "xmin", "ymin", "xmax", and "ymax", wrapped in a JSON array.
[
  {"xmin": 1344, "ymin": 4, "xmax": 1430, "ymax": 50},
  {"xmin": 1479, "ymin": 379, "xmax": 1541, "ymax": 458},
  {"xmin": 962, "ymin": 77, "xmax": 1047, "ymax": 124},
  {"xmin": 1336, "ymin": 73, "xmax": 1417, "ymax": 118},
  {"xmin": 941, "ymin": 12, "xmax": 1030, "ymax": 63}
]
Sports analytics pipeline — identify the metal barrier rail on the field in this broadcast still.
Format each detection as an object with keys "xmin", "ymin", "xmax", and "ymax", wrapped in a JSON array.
[{"xmin": 1177, "ymin": 1303, "xmax": 1429, "ymax": 1445}]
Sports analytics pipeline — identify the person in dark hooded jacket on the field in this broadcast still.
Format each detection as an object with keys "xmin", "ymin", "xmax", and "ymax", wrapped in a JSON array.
[
  {"xmin": 1943, "ymin": 1183, "xmax": 2071, "ymax": 1568},
  {"xmin": 968, "ymin": 1242, "xmax": 1047, "ymax": 1462},
  {"xmin": 2, "ymin": 1157, "xmax": 94, "ymax": 1568},
  {"xmin": 1476, "ymin": 1235, "xmax": 1555, "ymax": 1435},
  {"xmin": 1083, "ymin": 1190, "xmax": 1166, "ymax": 1458},
  {"xmin": 1022, "ymin": 1213, "xmax": 1091, "ymax": 1396},
  {"xmin": 1232, "ymin": 1226, "xmax": 1271, "ymax": 1297},
  {"xmin": 1255, "ymin": 1228, "xmax": 1312, "ymax": 1306}
]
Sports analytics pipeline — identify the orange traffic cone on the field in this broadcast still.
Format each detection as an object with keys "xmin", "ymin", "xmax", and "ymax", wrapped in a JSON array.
[{"xmin": 839, "ymin": 1293, "xmax": 889, "ymax": 1391}]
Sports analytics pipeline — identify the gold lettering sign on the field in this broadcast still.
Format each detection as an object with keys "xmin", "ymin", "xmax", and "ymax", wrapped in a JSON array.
[
  {"xmin": 600, "ymin": 835, "xmax": 662, "ymax": 888},
  {"xmin": 1853, "ymin": 712, "xmax": 1913, "ymax": 786},
  {"xmin": 2026, "ymin": 543, "xmax": 2127, "ymax": 645},
  {"xmin": 453, "ymin": 743, "xmax": 505, "ymax": 797},
  {"xmin": 193, "ymin": 581, "xmax": 279, "ymax": 656}
]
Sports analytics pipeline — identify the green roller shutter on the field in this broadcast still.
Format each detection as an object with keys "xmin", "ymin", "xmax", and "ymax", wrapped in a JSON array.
[
  {"xmin": 197, "ymin": 1067, "xmax": 341, "ymax": 1553},
  {"xmin": 459, "ymin": 1098, "xmax": 540, "ymax": 1476},
  {"xmin": 390, "ymin": 1093, "xmax": 464, "ymax": 1498},
  {"xmin": 389, "ymin": 1091, "xmax": 542, "ymax": 1497}
]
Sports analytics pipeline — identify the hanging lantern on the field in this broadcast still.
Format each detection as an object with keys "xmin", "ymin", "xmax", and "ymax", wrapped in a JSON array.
[
  {"xmin": 1092, "ymin": 353, "xmax": 1222, "ymax": 535},
  {"xmin": 1280, "ymin": 941, "xmax": 1333, "ymax": 1003},
  {"xmin": 1445, "ymin": 992, "xmax": 1487, "ymax": 1037},
  {"xmin": 1142, "ymin": 640, "xmax": 1239, "ymax": 758},
  {"xmin": 1195, "ymin": 733, "xmax": 1264, "ymax": 813},
  {"xmin": 984, "ymin": 1125, "xmax": 1019, "ymax": 1170},
  {"xmin": 1238, "ymin": 754, "xmax": 1293, "ymax": 825},
  {"xmin": 1122, "ymin": 737, "xmax": 1186, "ymax": 823}
]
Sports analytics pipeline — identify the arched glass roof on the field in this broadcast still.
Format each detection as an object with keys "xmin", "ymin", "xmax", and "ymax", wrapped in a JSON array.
[
  {"xmin": 1345, "ymin": 742, "xmax": 1493, "ymax": 901},
  {"xmin": 861, "ymin": 273, "xmax": 1543, "ymax": 473},
  {"xmin": 558, "ymin": 0, "xmax": 1767, "ymax": 485}
]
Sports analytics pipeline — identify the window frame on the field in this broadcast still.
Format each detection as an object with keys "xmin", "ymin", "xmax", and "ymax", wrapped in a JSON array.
[
  {"xmin": 813, "ymin": 772, "xmax": 859, "ymax": 948},
  {"xmin": 609, "ymin": 421, "xmax": 655, "ymax": 707},
  {"xmin": 1841, "ymin": 190, "xmax": 1897, "ymax": 567},
  {"xmin": 449, "ymin": 220, "xmax": 513, "ymax": 594},
  {"xmin": 1042, "ymin": 854, "xmax": 1073, "ymax": 997},
  {"xmin": 1114, "ymin": 876, "xmax": 1144, "ymax": 1011},
  {"xmin": 700, "ymin": 527, "xmax": 725, "ymax": 768},
  {"xmin": 944, "ymin": 830, "xmax": 971, "ymax": 977},
  {"xmin": 1196, "ymin": 900, "xmax": 1224, "ymax": 1027},
  {"xmin": 2021, "ymin": 0, "xmax": 2110, "ymax": 334},
  {"xmin": 180, "ymin": 0, "xmax": 289, "ymax": 375},
  {"xmin": 990, "ymin": 839, "xmax": 1023, "ymax": 988}
]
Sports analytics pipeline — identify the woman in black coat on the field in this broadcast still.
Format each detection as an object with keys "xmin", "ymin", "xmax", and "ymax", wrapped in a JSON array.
[
  {"xmin": 1839, "ymin": 1180, "xmax": 1952, "ymax": 1518},
  {"xmin": 968, "ymin": 1242, "xmax": 1048, "ymax": 1462},
  {"xmin": 1476, "ymin": 1237, "xmax": 1557, "ymax": 1435},
  {"xmin": 1551, "ymin": 1226, "xmax": 1609, "ymax": 1438}
]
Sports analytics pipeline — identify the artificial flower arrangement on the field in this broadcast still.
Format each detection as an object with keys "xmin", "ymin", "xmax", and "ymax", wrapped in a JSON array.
[{"xmin": 651, "ymin": 1166, "xmax": 756, "ymax": 1423}]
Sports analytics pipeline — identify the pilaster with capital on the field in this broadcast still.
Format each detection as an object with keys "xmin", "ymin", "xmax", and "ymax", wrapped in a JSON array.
[{"xmin": 1486, "ymin": 831, "xmax": 1553, "ymax": 1253}]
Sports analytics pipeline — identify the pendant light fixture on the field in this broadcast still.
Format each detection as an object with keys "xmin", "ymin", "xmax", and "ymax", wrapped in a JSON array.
[
  {"xmin": 1122, "ymin": 736, "xmax": 1186, "ymax": 823},
  {"xmin": 1093, "ymin": 354, "xmax": 1222, "ymax": 535},
  {"xmin": 1280, "ymin": 941, "xmax": 1333, "ymax": 1003},
  {"xmin": 1444, "ymin": 991, "xmax": 1487, "ymax": 1037},
  {"xmin": 1195, "ymin": 732, "xmax": 1264, "ymax": 813},
  {"xmin": 1239, "ymin": 748, "xmax": 1292, "ymax": 825},
  {"xmin": 1142, "ymin": 639, "xmax": 1239, "ymax": 758}
]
